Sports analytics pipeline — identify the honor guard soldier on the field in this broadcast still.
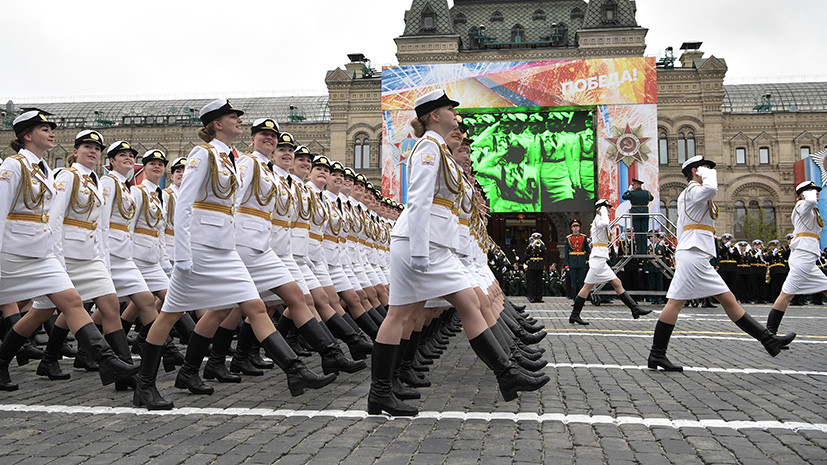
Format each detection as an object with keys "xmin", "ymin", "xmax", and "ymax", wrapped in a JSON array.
[
  {"xmin": 564, "ymin": 219, "xmax": 589, "ymax": 299},
  {"xmin": 163, "ymin": 156, "xmax": 186, "ymax": 267},
  {"xmin": 622, "ymin": 178, "xmax": 654, "ymax": 253},
  {"xmin": 717, "ymin": 233, "xmax": 737, "ymax": 290},
  {"xmin": 524, "ymin": 232, "xmax": 547, "ymax": 303},
  {"xmin": 647, "ymin": 155, "xmax": 794, "ymax": 373},
  {"xmin": 766, "ymin": 181, "xmax": 827, "ymax": 335}
]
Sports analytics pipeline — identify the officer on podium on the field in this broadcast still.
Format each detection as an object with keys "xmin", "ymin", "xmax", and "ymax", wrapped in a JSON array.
[{"xmin": 622, "ymin": 178, "xmax": 653, "ymax": 254}]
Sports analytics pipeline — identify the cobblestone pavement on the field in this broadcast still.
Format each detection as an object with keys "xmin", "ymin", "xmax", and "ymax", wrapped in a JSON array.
[{"xmin": 0, "ymin": 297, "xmax": 825, "ymax": 464}]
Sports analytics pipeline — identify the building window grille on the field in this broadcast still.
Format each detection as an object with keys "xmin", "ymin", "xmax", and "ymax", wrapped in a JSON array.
[
  {"xmin": 511, "ymin": 24, "xmax": 525, "ymax": 43},
  {"xmin": 735, "ymin": 147, "xmax": 746, "ymax": 165},
  {"xmin": 759, "ymin": 146, "xmax": 769, "ymax": 164},
  {"xmin": 677, "ymin": 132, "xmax": 686, "ymax": 164},
  {"xmin": 658, "ymin": 131, "xmax": 668, "ymax": 165},
  {"xmin": 354, "ymin": 137, "xmax": 370, "ymax": 169},
  {"xmin": 422, "ymin": 6, "xmax": 435, "ymax": 30}
]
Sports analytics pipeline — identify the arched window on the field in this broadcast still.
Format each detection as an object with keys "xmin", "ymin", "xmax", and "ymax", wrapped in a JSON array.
[
  {"xmin": 453, "ymin": 12, "xmax": 466, "ymax": 26},
  {"xmin": 354, "ymin": 135, "xmax": 370, "ymax": 169},
  {"xmin": 491, "ymin": 11, "xmax": 504, "ymax": 22},
  {"xmin": 532, "ymin": 9, "xmax": 546, "ymax": 21},
  {"xmin": 511, "ymin": 24, "xmax": 525, "ymax": 43},
  {"xmin": 571, "ymin": 8, "xmax": 584, "ymax": 20},
  {"xmin": 677, "ymin": 132, "xmax": 687, "ymax": 164},
  {"xmin": 54, "ymin": 157, "xmax": 64, "ymax": 168},
  {"xmin": 762, "ymin": 200, "xmax": 776, "ymax": 227},
  {"xmin": 603, "ymin": 0, "xmax": 618, "ymax": 23},
  {"xmin": 421, "ymin": 5, "xmax": 435, "ymax": 30},
  {"xmin": 658, "ymin": 131, "xmax": 668, "ymax": 165},
  {"xmin": 686, "ymin": 132, "xmax": 696, "ymax": 158},
  {"xmin": 734, "ymin": 200, "xmax": 747, "ymax": 237},
  {"xmin": 735, "ymin": 147, "xmax": 746, "ymax": 165}
]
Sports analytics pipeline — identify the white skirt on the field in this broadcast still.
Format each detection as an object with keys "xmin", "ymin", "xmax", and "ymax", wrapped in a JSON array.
[
  {"xmin": 363, "ymin": 261, "xmax": 382, "ymax": 287},
  {"xmin": 110, "ymin": 255, "xmax": 150, "ymax": 301},
  {"xmin": 310, "ymin": 258, "xmax": 335, "ymax": 288},
  {"xmin": 162, "ymin": 243, "xmax": 260, "ymax": 313},
  {"xmin": 351, "ymin": 261, "xmax": 373, "ymax": 289},
  {"xmin": 295, "ymin": 256, "xmax": 322, "ymax": 291},
  {"xmin": 328, "ymin": 264, "xmax": 354, "ymax": 292},
  {"xmin": 279, "ymin": 253, "xmax": 310, "ymax": 295},
  {"xmin": 424, "ymin": 298, "xmax": 451, "ymax": 309},
  {"xmin": 666, "ymin": 249, "xmax": 730, "ymax": 300},
  {"xmin": 372, "ymin": 262, "xmax": 389, "ymax": 285},
  {"xmin": 381, "ymin": 265, "xmax": 390, "ymax": 284},
  {"xmin": 238, "ymin": 246, "xmax": 294, "ymax": 294},
  {"xmin": 0, "ymin": 253, "xmax": 74, "ymax": 305},
  {"xmin": 781, "ymin": 249, "xmax": 827, "ymax": 295},
  {"xmin": 134, "ymin": 258, "xmax": 169, "ymax": 293},
  {"xmin": 389, "ymin": 238, "xmax": 472, "ymax": 306},
  {"xmin": 584, "ymin": 257, "xmax": 619, "ymax": 285},
  {"xmin": 344, "ymin": 266, "xmax": 363, "ymax": 291},
  {"xmin": 32, "ymin": 257, "xmax": 116, "ymax": 309}
]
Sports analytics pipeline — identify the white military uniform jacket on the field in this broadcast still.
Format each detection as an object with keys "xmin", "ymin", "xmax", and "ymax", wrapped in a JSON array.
[
  {"xmin": 322, "ymin": 190, "xmax": 344, "ymax": 266},
  {"xmin": 305, "ymin": 181, "xmax": 329, "ymax": 263},
  {"xmin": 0, "ymin": 149, "xmax": 57, "ymax": 259},
  {"xmin": 50, "ymin": 163, "xmax": 104, "ymax": 265},
  {"xmin": 100, "ymin": 170, "xmax": 136, "ymax": 264},
  {"xmin": 675, "ymin": 169, "xmax": 718, "ymax": 257},
  {"xmin": 234, "ymin": 151, "xmax": 277, "ymax": 253},
  {"xmin": 175, "ymin": 139, "xmax": 238, "ymax": 262},
  {"xmin": 269, "ymin": 165, "xmax": 295, "ymax": 257},
  {"xmin": 162, "ymin": 184, "xmax": 179, "ymax": 261},
  {"xmin": 131, "ymin": 179, "xmax": 168, "ymax": 264},
  {"xmin": 391, "ymin": 130, "xmax": 463, "ymax": 257},
  {"xmin": 589, "ymin": 209, "xmax": 611, "ymax": 260},
  {"xmin": 289, "ymin": 174, "xmax": 312, "ymax": 258},
  {"xmin": 789, "ymin": 198, "xmax": 822, "ymax": 256}
]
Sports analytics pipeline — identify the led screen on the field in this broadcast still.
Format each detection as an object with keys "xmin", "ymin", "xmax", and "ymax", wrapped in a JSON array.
[{"xmin": 461, "ymin": 109, "xmax": 596, "ymax": 213}]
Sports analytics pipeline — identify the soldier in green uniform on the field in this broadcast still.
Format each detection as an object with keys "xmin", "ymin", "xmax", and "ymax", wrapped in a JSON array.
[
  {"xmin": 524, "ymin": 233, "xmax": 547, "ymax": 303},
  {"xmin": 563, "ymin": 220, "xmax": 589, "ymax": 300},
  {"xmin": 622, "ymin": 178, "xmax": 654, "ymax": 254}
]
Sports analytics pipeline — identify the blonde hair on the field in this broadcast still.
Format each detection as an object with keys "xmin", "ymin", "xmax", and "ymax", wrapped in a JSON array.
[
  {"xmin": 198, "ymin": 123, "xmax": 217, "ymax": 143},
  {"xmin": 66, "ymin": 154, "xmax": 78, "ymax": 166},
  {"xmin": 410, "ymin": 114, "xmax": 430, "ymax": 138}
]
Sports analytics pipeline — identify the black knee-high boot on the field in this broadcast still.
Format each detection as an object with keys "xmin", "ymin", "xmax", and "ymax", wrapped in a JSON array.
[
  {"xmin": 367, "ymin": 307, "xmax": 385, "ymax": 327},
  {"xmin": 172, "ymin": 312, "xmax": 196, "ymax": 345},
  {"xmin": 259, "ymin": 331, "xmax": 336, "ymax": 396},
  {"xmin": 354, "ymin": 312, "xmax": 379, "ymax": 340},
  {"xmin": 203, "ymin": 327, "xmax": 241, "ymax": 383},
  {"xmin": 766, "ymin": 308, "xmax": 791, "ymax": 351},
  {"xmin": 44, "ymin": 314, "xmax": 76, "ymax": 358},
  {"xmin": 37, "ymin": 325, "xmax": 71, "ymax": 381},
  {"xmin": 2, "ymin": 314, "xmax": 43, "ymax": 366},
  {"xmin": 175, "ymin": 332, "xmax": 215, "ymax": 395},
  {"xmin": 276, "ymin": 316, "xmax": 311, "ymax": 357},
  {"xmin": 397, "ymin": 333, "xmax": 430, "ymax": 388},
  {"xmin": 569, "ymin": 295, "xmax": 589, "ymax": 325},
  {"xmin": 648, "ymin": 320, "xmax": 683, "ymax": 372},
  {"xmin": 133, "ymin": 342, "xmax": 174, "ymax": 410},
  {"xmin": 734, "ymin": 313, "xmax": 796, "ymax": 356},
  {"xmin": 104, "ymin": 330, "xmax": 137, "ymax": 391},
  {"xmin": 297, "ymin": 319, "xmax": 365, "ymax": 375},
  {"xmin": 490, "ymin": 321, "xmax": 547, "ymax": 373},
  {"xmin": 74, "ymin": 323, "xmax": 139, "ymax": 386},
  {"xmin": 468, "ymin": 329, "xmax": 550, "ymax": 401},
  {"xmin": 619, "ymin": 292, "xmax": 651, "ymax": 319},
  {"xmin": 0, "ymin": 329, "xmax": 29, "ymax": 390},
  {"xmin": 325, "ymin": 313, "xmax": 373, "ymax": 361},
  {"xmin": 367, "ymin": 342, "xmax": 418, "ymax": 416},
  {"xmin": 391, "ymin": 338, "xmax": 420, "ymax": 400},
  {"xmin": 248, "ymin": 337, "xmax": 274, "ymax": 369},
  {"xmin": 374, "ymin": 305, "xmax": 388, "ymax": 318},
  {"xmin": 230, "ymin": 321, "xmax": 264, "ymax": 376}
]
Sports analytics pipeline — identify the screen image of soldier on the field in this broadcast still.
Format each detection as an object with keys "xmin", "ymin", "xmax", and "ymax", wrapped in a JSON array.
[
  {"xmin": 564, "ymin": 219, "xmax": 589, "ymax": 299},
  {"xmin": 524, "ymin": 233, "xmax": 547, "ymax": 303},
  {"xmin": 622, "ymin": 178, "xmax": 653, "ymax": 254}
]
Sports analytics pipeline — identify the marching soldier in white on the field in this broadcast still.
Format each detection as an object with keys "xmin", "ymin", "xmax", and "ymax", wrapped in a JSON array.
[
  {"xmin": 350, "ymin": 175, "xmax": 389, "ymax": 322},
  {"xmin": 265, "ymin": 136, "xmax": 373, "ymax": 361},
  {"xmin": 162, "ymin": 156, "xmax": 186, "ymax": 268},
  {"xmin": 569, "ymin": 199, "xmax": 651, "ymax": 325},
  {"xmin": 0, "ymin": 111, "xmax": 138, "ymax": 391},
  {"xmin": 215, "ymin": 119, "xmax": 362, "ymax": 381},
  {"xmin": 369, "ymin": 90, "xmax": 547, "ymax": 416},
  {"xmin": 31, "ymin": 130, "xmax": 136, "ymax": 388},
  {"xmin": 133, "ymin": 99, "xmax": 335, "ymax": 410},
  {"xmin": 648, "ymin": 155, "xmax": 796, "ymax": 372},
  {"xmin": 99, "ymin": 141, "xmax": 180, "ymax": 373},
  {"xmin": 766, "ymin": 180, "xmax": 827, "ymax": 336}
]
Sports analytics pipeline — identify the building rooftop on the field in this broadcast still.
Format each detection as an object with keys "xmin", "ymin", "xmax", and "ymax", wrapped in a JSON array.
[
  {"xmin": 722, "ymin": 82, "xmax": 827, "ymax": 114},
  {"xmin": 1, "ymin": 95, "xmax": 330, "ymax": 130}
]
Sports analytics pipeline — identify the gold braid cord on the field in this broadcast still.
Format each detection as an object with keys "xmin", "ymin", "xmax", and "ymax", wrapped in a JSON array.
[
  {"xmin": 67, "ymin": 170, "xmax": 96, "ymax": 216},
  {"xmin": 327, "ymin": 199, "xmax": 342, "ymax": 235},
  {"xmin": 200, "ymin": 145, "xmax": 237, "ymax": 201},
  {"xmin": 105, "ymin": 174, "xmax": 136, "ymax": 221},
  {"xmin": 242, "ymin": 156, "xmax": 276, "ymax": 207},
  {"xmin": 274, "ymin": 178, "xmax": 292, "ymax": 217},
  {"xmin": 11, "ymin": 156, "xmax": 47, "ymax": 211},
  {"xmin": 138, "ymin": 187, "xmax": 162, "ymax": 228},
  {"xmin": 309, "ymin": 191, "xmax": 328, "ymax": 226},
  {"xmin": 294, "ymin": 183, "xmax": 312, "ymax": 221},
  {"xmin": 164, "ymin": 188, "xmax": 175, "ymax": 227}
]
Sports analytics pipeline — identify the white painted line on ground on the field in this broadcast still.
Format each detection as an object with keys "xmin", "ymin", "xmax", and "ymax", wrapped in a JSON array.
[
  {"xmin": 528, "ymin": 310, "xmax": 827, "ymax": 319},
  {"xmin": 0, "ymin": 403, "xmax": 824, "ymax": 433},
  {"xmin": 545, "ymin": 363, "xmax": 827, "ymax": 377},
  {"xmin": 543, "ymin": 332, "xmax": 827, "ymax": 344}
]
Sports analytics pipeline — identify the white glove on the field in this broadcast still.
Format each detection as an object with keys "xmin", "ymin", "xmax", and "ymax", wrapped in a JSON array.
[
  {"xmin": 803, "ymin": 189, "xmax": 818, "ymax": 201},
  {"xmin": 410, "ymin": 256, "xmax": 430, "ymax": 272},
  {"xmin": 628, "ymin": 184, "xmax": 633, "ymax": 191},
  {"xmin": 174, "ymin": 260, "xmax": 193, "ymax": 274},
  {"xmin": 599, "ymin": 206, "xmax": 609, "ymax": 218}
]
